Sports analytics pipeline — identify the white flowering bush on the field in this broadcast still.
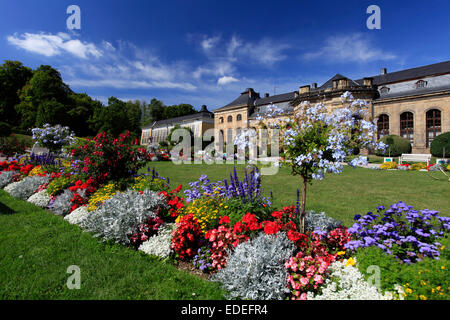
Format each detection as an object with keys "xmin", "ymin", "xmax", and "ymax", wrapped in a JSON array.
[
  {"xmin": 64, "ymin": 205, "xmax": 90, "ymax": 226},
  {"xmin": 138, "ymin": 223, "xmax": 176, "ymax": 259},
  {"xmin": 212, "ymin": 232, "xmax": 295, "ymax": 300},
  {"xmin": 0, "ymin": 171, "xmax": 17, "ymax": 188},
  {"xmin": 82, "ymin": 189, "xmax": 167, "ymax": 245},
  {"xmin": 4, "ymin": 175, "xmax": 50, "ymax": 200},
  {"xmin": 27, "ymin": 189, "xmax": 51, "ymax": 208},
  {"xmin": 306, "ymin": 258, "xmax": 403, "ymax": 300}
]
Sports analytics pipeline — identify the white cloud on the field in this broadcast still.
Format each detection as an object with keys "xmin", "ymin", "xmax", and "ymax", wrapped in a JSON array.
[
  {"xmin": 7, "ymin": 32, "xmax": 102, "ymax": 59},
  {"xmin": 201, "ymin": 35, "xmax": 220, "ymax": 51},
  {"xmin": 302, "ymin": 33, "xmax": 396, "ymax": 63},
  {"xmin": 217, "ymin": 76, "xmax": 239, "ymax": 86}
]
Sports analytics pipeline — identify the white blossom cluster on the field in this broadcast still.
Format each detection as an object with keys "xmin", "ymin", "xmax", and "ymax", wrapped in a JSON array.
[
  {"xmin": 27, "ymin": 190, "xmax": 51, "ymax": 208},
  {"xmin": 307, "ymin": 258, "xmax": 404, "ymax": 300},
  {"xmin": 138, "ymin": 223, "xmax": 176, "ymax": 259},
  {"xmin": 64, "ymin": 205, "xmax": 90, "ymax": 226}
]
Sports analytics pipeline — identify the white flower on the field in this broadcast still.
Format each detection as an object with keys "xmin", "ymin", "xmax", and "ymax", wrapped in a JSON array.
[
  {"xmin": 64, "ymin": 205, "xmax": 90, "ymax": 226},
  {"xmin": 138, "ymin": 223, "xmax": 176, "ymax": 258}
]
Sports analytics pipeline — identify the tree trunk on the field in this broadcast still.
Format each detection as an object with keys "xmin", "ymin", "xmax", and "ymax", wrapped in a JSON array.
[{"xmin": 300, "ymin": 175, "xmax": 307, "ymax": 234}]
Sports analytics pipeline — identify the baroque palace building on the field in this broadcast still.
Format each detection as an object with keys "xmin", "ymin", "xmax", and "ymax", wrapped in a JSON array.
[{"xmin": 213, "ymin": 60, "xmax": 450, "ymax": 154}]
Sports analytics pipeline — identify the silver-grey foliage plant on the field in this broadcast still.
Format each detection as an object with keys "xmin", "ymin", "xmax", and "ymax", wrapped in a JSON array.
[
  {"xmin": 211, "ymin": 232, "xmax": 295, "ymax": 300},
  {"xmin": 6, "ymin": 175, "xmax": 50, "ymax": 200},
  {"xmin": 0, "ymin": 171, "xmax": 17, "ymax": 188},
  {"xmin": 82, "ymin": 189, "xmax": 167, "ymax": 245},
  {"xmin": 305, "ymin": 210, "xmax": 342, "ymax": 233}
]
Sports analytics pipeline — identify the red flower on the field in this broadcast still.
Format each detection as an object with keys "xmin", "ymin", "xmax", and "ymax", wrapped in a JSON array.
[
  {"xmin": 219, "ymin": 216, "xmax": 231, "ymax": 225},
  {"xmin": 263, "ymin": 221, "xmax": 281, "ymax": 235}
]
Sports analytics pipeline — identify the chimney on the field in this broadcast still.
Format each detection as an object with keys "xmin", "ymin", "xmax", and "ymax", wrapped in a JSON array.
[
  {"xmin": 381, "ymin": 68, "xmax": 387, "ymax": 75},
  {"xmin": 311, "ymin": 83, "xmax": 317, "ymax": 89},
  {"xmin": 363, "ymin": 77, "xmax": 373, "ymax": 87},
  {"xmin": 299, "ymin": 85, "xmax": 310, "ymax": 94},
  {"xmin": 200, "ymin": 105, "xmax": 208, "ymax": 112},
  {"xmin": 264, "ymin": 93, "xmax": 270, "ymax": 98}
]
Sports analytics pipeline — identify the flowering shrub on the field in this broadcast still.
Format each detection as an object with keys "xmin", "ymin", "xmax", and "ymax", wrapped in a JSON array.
[
  {"xmin": 212, "ymin": 232, "xmax": 295, "ymax": 300},
  {"xmin": 306, "ymin": 258, "xmax": 402, "ymax": 300},
  {"xmin": 46, "ymin": 174, "xmax": 79, "ymax": 196},
  {"xmin": 27, "ymin": 189, "xmax": 51, "ymax": 208},
  {"xmin": 83, "ymin": 189, "xmax": 166, "ymax": 245},
  {"xmin": 31, "ymin": 124, "xmax": 75, "ymax": 153},
  {"xmin": 410, "ymin": 162, "xmax": 427, "ymax": 171},
  {"xmin": 380, "ymin": 162, "xmax": 398, "ymax": 170},
  {"xmin": 192, "ymin": 247, "xmax": 214, "ymax": 273},
  {"xmin": 71, "ymin": 131, "xmax": 149, "ymax": 185},
  {"xmin": 345, "ymin": 202, "xmax": 450, "ymax": 264},
  {"xmin": 171, "ymin": 214, "xmax": 203, "ymax": 261},
  {"xmin": 129, "ymin": 216, "xmax": 165, "ymax": 249},
  {"xmin": 177, "ymin": 197, "xmax": 223, "ymax": 232},
  {"xmin": 138, "ymin": 223, "xmax": 177, "ymax": 259}
]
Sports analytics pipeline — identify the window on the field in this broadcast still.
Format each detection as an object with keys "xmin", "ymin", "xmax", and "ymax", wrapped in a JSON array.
[
  {"xmin": 426, "ymin": 109, "xmax": 441, "ymax": 148},
  {"xmin": 400, "ymin": 112, "xmax": 414, "ymax": 145},
  {"xmin": 380, "ymin": 86, "xmax": 390, "ymax": 94},
  {"xmin": 227, "ymin": 128, "xmax": 233, "ymax": 144},
  {"xmin": 416, "ymin": 80, "xmax": 427, "ymax": 89},
  {"xmin": 237, "ymin": 114, "xmax": 242, "ymax": 121},
  {"xmin": 377, "ymin": 114, "xmax": 389, "ymax": 139},
  {"xmin": 219, "ymin": 117, "xmax": 224, "ymax": 123},
  {"xmin": 227, "ymin": 115, "xmax": 233, "ymax": 123}
]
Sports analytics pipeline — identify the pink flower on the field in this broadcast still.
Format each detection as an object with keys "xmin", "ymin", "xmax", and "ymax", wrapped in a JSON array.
[
  {"xmin": 300, "ymin": 277, "xmax": 309, "ymax": 286},
  {"xmin": 314, "ymin": 274, "xmax": 323, "ymax": 284},
  {"xmin": 300, "ymin": 293, "xmax": 307, "ymax": 300}
]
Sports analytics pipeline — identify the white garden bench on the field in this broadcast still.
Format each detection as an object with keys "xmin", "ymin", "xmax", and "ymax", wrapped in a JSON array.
[{"xmin": 399, "ymin": 153, "xmax": 432, "ymax": 166}]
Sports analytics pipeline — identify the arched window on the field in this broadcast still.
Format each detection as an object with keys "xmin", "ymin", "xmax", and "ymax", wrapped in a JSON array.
[
  {"xmin": 426, "ymin": 109, "xmax": 441, "ymax": 147},
  {"xmin": 237, "ymin": 114, "xmax": 242, "ymax": 121},
  {"xmin": 227, "ymin": 115, "xmax": 233, "ymax": 123},
  {"xmin": 377, "ymin": 114, "xmax": 389, "ymax": 139},
  {"xmin": 219, "ymin": 117, "xmax": 224, "ymax": 123},
  {"xmin": 380, "ymin": 86, "xmax": 390, "ymax": 94},
  {"xmin": 400, "ymin": 112, "xmax": 414, "ymax": 145},
  {"xmin": 416, "ymin": 80, "xmax": 427, "ymax": 89}
]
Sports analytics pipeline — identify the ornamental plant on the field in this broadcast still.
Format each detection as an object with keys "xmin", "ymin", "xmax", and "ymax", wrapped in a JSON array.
[
  {"xmin": 171, "ymin": 214, "xmax": 203, "ymax": 261},
  {"xmin": 158, "ymin": 184, "xmax": 184, "ymax": 222},
  {"xmin": 129, "ymin": 216, "xmax": 165, "ymax": 249},
  {"xmin": 138, "ymin": 223, "xmax": 177, "ymax": 259},
  {"xmin": 410, "ymin": 163, "xmax": 427, "ymax": 171},
  {"xmin": 247, "ymin": 92, "xmax": 386, "ymax": 232},
  {"xmin": 192, "ymin": 247, "xmax": 214, "ymax": 273},
  {"xmin": 345, "ymin": 201, "xmax": 450, "ymax": 264},
  {"xmin": 87, "ymin": 183, "xmax": 119, "ymax": 211},
  {"xmin": 380, "ymin": 162, "xmax": 398, "ymax": 170},
  {"xmin": 31, "ymin": 124, "xmax": 75, "ymax": 153},
  {"xmin": 46, "ymin": 174, "xmax": 79, "ymax": 196},
  {"xmin": 71, "ymin": 131, "xmax": 149, "ymax": 186}
]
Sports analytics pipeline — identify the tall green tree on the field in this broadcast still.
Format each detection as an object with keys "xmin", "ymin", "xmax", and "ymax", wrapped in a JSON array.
[
  {"xmin": 69, "ymin": 93, "xmax": 102, "ymax": 137},
  {"xmin": 0, "ymin": 60, "xmax": 33, "ymax": 128}
]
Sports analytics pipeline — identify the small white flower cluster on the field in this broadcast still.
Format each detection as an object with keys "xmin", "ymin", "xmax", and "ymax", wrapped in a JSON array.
[
  {"xmin": 138, "ymin": 223, "xmax": 176, "ymax": 259},
  {"xmin": 64, "ymin": 205, "xmax": 90, "ymax": 226},
  {"xmin": 307, "ymin": 258, "xmax": 403, "ymax": 300},
  {"xmin": 3, "ymin": 181, "xmax": 21, "ymax": 194},
  {"xmin": 27, "ymin": 190, "xmax": 51, "ymax": 208}
]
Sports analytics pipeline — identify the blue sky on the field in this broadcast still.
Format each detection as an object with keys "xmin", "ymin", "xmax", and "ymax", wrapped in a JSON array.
[{"xmin": 1, "ymin": 0, "xmax": 449, "ymax": 110}]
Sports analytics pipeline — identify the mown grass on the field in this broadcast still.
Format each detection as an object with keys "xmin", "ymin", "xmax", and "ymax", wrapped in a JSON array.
[
  {"xmin": 0, "ymin": 190, "xmax": 225, "ymax": 300},
  {"xmin": 141, "ymin": 162, "xmax": 450, "ymax": 227}
]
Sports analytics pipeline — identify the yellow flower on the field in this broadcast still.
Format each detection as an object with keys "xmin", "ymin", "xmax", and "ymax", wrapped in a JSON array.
[
  {"xmin": 336, "ymin": 251, "xmax": 346, "ymax": 256},
  {"xmin": 419, "ymin": 295, "xmax": 427, "ymax": 300},
  {"xmin": 345, "ymin": 257, "xmax": 355, "ymax": 267},
  {"xmin": 441, "ymin": 266, "xmax": 446, "ymax": 270},
  {"xmin": 436, "ymin": 286, "xmax": 441, "ymax": 291},
  {"xmin": 405, "ymin": 288, "xmax": 412, "ymax": 294},
  {"xmin": 421, "ymin": 280, "xmax": 427, "ymax": 286}
]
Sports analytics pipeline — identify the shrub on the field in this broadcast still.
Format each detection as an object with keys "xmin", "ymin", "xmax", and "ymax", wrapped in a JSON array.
[
  {"xmin": 304, "ymin": 210, "xmax": 342, "ymax": 233},
  {"xmin": 138, "ymin": 223, "xmax": 176, "ymax": 259},
  {"xmin": 31, "ymin": 124, "xmax": 75, "ymax": 153},
  {"xmin": 171, "ymin": 214, "xmax": 203, "ymax": 261},
  {"xmin": 430, "ymin": 132, "xmax": 450, "ymax": 158},
  {"xmin": 211, "ymin": 232, "xmax": 295, "ymax": 300},
  {"xmin": 64, "ymin": 205, "xmax": 90, "ymax": 226},
  {"xmin": 83, "ymin": 189, "xmax": 166, "ymax": 245},
  {"xmin": 380, "ymin": 162, "xmax": 398, "ymax": 170},
  {"xmin": 49, "ymin": 189, "xmax": 76, "ymax": 216},
  {"xmin": 376, "ymin": 135, "xmax": 412, "ymax": 157},
  {"xmin": 410, "ymin": 162, "xmax": 427, "ymax": 171},
  {"xmin": 0, "ymin": 122, "xmax": 11, "ymax": 137},
  {"xmin": 5, "ymin": 175, "xmax": 50, "ymax": 200},
  {"xmin": 0, "ymin": 135, "xmax": 28, "ymax": 157},
  {"xmin": 27, "ymin": 189, "xmax": 51, "ymax": 208},
  {"xmin": 306, "ymin": 258, "xmax": 401, "ymax": 300},
  {"xmin": 345, "ymin": 202, "xmax": 450, "ymax": 264},
  {"xmin": 0, "ymin": 171, "xmax": 18, "ymax": 188}
]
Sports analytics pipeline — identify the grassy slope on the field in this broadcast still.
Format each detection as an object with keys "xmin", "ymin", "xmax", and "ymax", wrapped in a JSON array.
[
  {"xmin": 142, "ymin": 162, "xmax": 450, "ymax": 226},
  {"xmin": 0, "ymin": 191, "xmax": 225, "ymax": 300}
]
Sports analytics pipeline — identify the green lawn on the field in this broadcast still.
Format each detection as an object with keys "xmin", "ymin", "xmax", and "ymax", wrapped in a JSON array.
[
  {"xmin": 143, "ymin": 162, "xmax": 450, "ymax": 227},
  {"xmin": 0, "ymin": 190, "xmax": 225, "ymax": 300}
]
